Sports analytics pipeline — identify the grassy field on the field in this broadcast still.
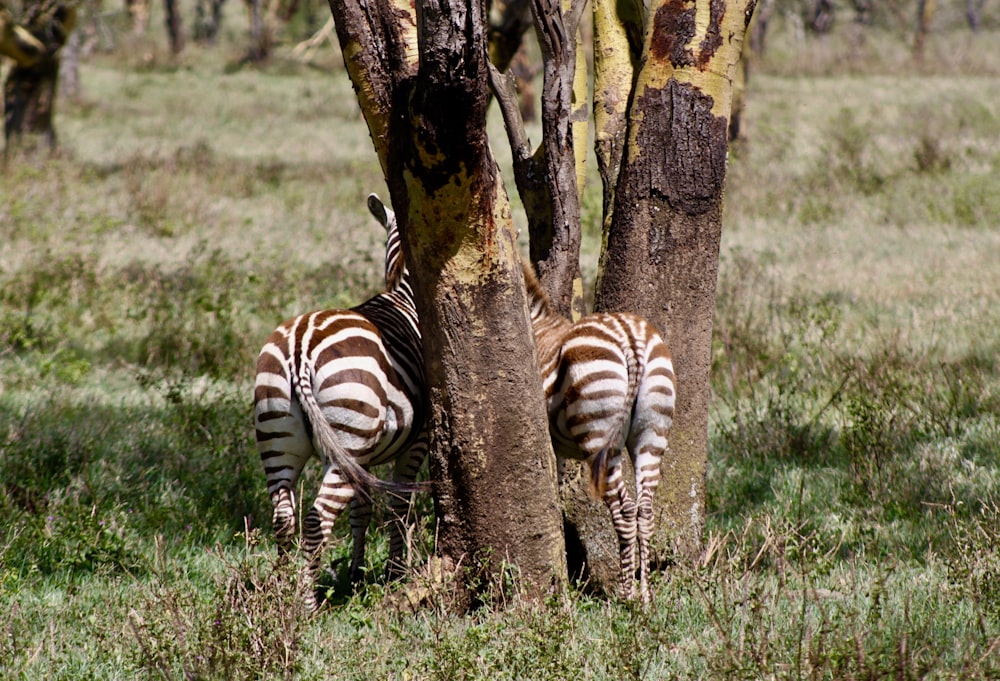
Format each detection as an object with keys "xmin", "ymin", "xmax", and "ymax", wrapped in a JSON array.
[{"xmin": 2, "ymin": 9, "xmax": 999, "ymax": 680}]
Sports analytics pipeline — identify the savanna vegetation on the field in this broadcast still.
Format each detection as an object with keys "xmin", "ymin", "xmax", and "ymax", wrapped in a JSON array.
[{"xmin": 2, "ymin": 0, "xmax": 999, "ymax": 677}]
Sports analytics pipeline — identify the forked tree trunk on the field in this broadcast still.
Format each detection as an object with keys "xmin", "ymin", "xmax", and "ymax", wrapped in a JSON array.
[
  {"xmin": 595, "ymin": 0, "xmax": 754, "ymax": 563},
  {"xmin": 329, "ymin": 0, "xmax": 566, "ymax": 608}
]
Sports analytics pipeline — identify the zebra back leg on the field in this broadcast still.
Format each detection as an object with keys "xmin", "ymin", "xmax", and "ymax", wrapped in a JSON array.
[
  {"xmin": 632, "ymin": 443, "xmax": 663, "ymax": 605},
  {"xmin": 348, "ymin": 495, "xmax": 373, "ymax": 584},
  {"xmin": 597, "ymin": 452, "xmax": 638, "ymax": 600},
  {"xmin": 386, "ymin": 436, "xmax": 428, "ymax": 581},
  {"xmin": 300, "ymin": 463, "xmax": 356, "ymax": 612},
  {"xmin": 255, "ymin": 398, "xmax": 312, "ymax": 556}
]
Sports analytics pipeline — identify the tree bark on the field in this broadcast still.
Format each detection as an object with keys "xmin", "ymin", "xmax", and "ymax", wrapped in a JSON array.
[
  {"xmin": 329, "ymin": 0, "xmax": 566, "ymax": 608},
  {"xmin": 0, "ymin": 4, "xmax": 45, "ymax": 65},
  {"xmin": 3, "ymin": 0, "xmax": 76, "ymax": 155},
  {"xmin": 595, "ymin": 0, "xmax": 754, "ymax": 563},
  {"xmin": 913, "ymin": 0, "xmax": 936, "ymax": 62},
  {"xmin": 164, "ymin": 0, "xmax": 185, "ymax": 54}
]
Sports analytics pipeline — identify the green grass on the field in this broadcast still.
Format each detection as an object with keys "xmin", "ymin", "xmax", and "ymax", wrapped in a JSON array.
[{"xmin": 1, "ymin": 8, "xmax": 999, "ymax": 680}]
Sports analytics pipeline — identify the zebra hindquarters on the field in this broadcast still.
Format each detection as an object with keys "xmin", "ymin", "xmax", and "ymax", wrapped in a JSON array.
[
  {"xmin": 254, "ymin": 354, "xmax": 314, "ymax": 556},
  {"xmin": 627, "ymin": 335, "xmax": 676, "ymax": 604}
]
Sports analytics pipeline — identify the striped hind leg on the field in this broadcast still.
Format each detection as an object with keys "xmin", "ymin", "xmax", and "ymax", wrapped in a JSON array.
[
  {"xmin": 632, "ymin": 443, "xmax": 663, "ymax": 605},
  {"xmin": 599, "ymin": 452, "xmax": 638, "ymax": 600},
  {"xmin": 386, "ymin": 435, "xmax": 428, "ymax": 581},
  {"xmin": 256, "ymin": 412, "xmax": 312, "ymax": 556},
  {"xmin": 347, "ymin": 495, "xmax": 373, "ymax": 584},
  {"xmin": 300, "ymin": 463, "xmax": 355, "ymax": 612}
]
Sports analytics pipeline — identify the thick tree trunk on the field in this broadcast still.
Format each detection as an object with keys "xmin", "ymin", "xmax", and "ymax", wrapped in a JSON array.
[
  {"xmin": 0, "ymin": 5, "xmax": 45, "ymax": 64},
  {"xmin": 3, "ymin": 1, "xmax": 76, "ymax": 155},
  {"xmin": 595, "ymin": 0, "xmax": 753, "ymax": 563},
  {"xmin": 329, "ymin": 0, "xmax": 566, "ymax": 608}
]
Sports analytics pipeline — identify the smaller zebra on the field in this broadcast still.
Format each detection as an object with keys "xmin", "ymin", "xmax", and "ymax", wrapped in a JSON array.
[
  {"xmin": 253, "ymin": 195, "xmax": 427, "ymax": 611},
  {"xmin": 523, "ymin": 261, "xmax": 676, "ymax": 602}
]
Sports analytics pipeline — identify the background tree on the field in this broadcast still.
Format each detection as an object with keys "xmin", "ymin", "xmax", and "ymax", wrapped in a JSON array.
[
  {"xmin": 327, "ymin": 0, "xmax": 567, "ymax": 608},
  {"xmin": 0, "ymin": 0, "xmax": 45, "ymax": 63},
  {"xmin": 3, "ymin": 0, "xmax": 77, "ymax": 155}
]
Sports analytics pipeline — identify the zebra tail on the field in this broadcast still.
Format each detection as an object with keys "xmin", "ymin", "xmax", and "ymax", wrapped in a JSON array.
[
  {"xmin": 296, "ymin": 367, "xmax": 424, "ymax": 501},
  {"xmin": 590, "ymin": 449, "xmax": 610, "ymax": 498},
  {"xmin": 588, "ymin": 330, "xmax": 643, "ymax": 500}
]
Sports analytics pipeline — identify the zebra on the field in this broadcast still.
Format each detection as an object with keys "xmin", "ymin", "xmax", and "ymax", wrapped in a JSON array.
[
  {"xmin": 253, "ymin": 194, "xmax": 427, "ymax": 611},
  {"xmin": 522, "ymin": 261, "xmax": 676, "ymax": 603}
]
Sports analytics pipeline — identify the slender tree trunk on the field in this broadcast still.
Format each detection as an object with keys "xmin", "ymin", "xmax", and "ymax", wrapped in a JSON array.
[
  {"xmin": 329, "ymin": 0, "xmax": 566, "ymax": 608},
  {"xmin": 913, "ymin": 0, "xmax": 936, "ymax": 62},
  {"xmin": 965, "ymin": 0, "xmax": 985, "ymax": 32},
  {"xmin": 595, "ymin": 0, "xmax": 753, "ymax": 563},
  {"xmin": 164, "ymin": 0, "xmax": 185, "ymax": 54}
]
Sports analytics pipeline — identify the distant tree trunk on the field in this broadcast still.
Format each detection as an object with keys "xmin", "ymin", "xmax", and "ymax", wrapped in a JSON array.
[
  {"xmin": 194, "ymin": 0, "xmax": 226, "ymax": 43},
  {"xmin": 164, "ymin": 0, "xmax": 185, "ymax": 53},
  {"xmin": 913, "ymin": 0, "xmax": 936, "ymax": 62},
  {"xmin": 595, "ymin": 0, "xmax": 754, "ymax": 563},
  {"xmin": 807, "ymin": 0, "xmax": 834, "ymax": 33},
  {"xmin": 0, "ymin": 4, "xmax": 45, "ymax": 64},
  {"xmin": 329, "ymin": 0, "xmax": 566, "ymax": 609},
  {"xmin": 245, "ymin": 0, "xmax": 271, "ymax": 62},
  {"xmin": 60, "ymin": 17, "xmax": 79, "ymax": 97},
  {"xmin": 487, "ymin": 0, "xmax": 539, "ymax": 121},
  {"xmin": 748, "ymin": 0, "xmax": 774, "ymax": 55},
  {"xmin": 965, "ymin": 0, "xmax": 986, "ymax": 32},
  {"xmin": 3, "ymin": 0, "xmax": 76, "ymax": 155},
  {"xmin": 851, "ymin": 0, "xmax": 872, "ymax": 24},
  {"xmin": 125, "ymin": 0, "xmax": 149, "ymax": 35}
]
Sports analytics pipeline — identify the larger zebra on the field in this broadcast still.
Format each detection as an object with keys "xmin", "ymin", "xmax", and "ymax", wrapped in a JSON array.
[
  {"xmin": 523, "ymin": 261, "xmax": 676, "ymax": 602},
  {"xmin": 253, "ymin": 195, "xmax": 427, "ymax": 611}
]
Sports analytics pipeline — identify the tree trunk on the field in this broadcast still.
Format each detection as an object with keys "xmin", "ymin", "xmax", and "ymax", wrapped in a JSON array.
[
  {"xmin": 595, "ymin": 0, "xmax": 753, "ymax": 563},
  {"xmin": 329, "ymin": 0, "xmax": 566, "ymax": 608},
  {"xmin": 0, "ymin": 5, "xmax": 45, "ymax": 65},
  {"xmin": 913, "ymin": 0, "xmax": 936, "ymax": 62},
  {"xmin": 164, "ymin": 0, "xmax": 185, "ymax": 54},
  {"xmin": 807, "ymin": 0, "xmax": 834, "ymax": 34},
  {"xmin": 965, "ymin": 0, "xmax": 985, "ymax": 32},
  {"xmin": 3, "ymin": 1, "xmax": 76, "ymax": 155}
]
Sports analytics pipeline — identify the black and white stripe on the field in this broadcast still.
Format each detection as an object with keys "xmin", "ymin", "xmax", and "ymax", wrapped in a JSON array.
[
  {"xmin": 253, "ymin": 195, "xmax": 426, "ymax": 610},
  {"xmin": 523, "ymin": 261, "xmax": 676, "ymax": 602}
]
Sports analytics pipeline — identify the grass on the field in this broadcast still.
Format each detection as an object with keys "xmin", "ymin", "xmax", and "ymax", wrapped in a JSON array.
[{"xmin": 2, "ymin": 5, "xmax": 1000, "ymax": 679}]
